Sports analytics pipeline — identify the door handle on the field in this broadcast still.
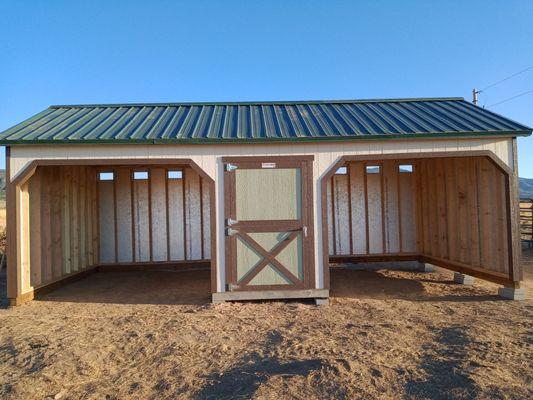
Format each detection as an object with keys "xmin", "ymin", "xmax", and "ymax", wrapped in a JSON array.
[{"xmin": 303, "ymin": 226, "xmax": 308, "ymax": 237}]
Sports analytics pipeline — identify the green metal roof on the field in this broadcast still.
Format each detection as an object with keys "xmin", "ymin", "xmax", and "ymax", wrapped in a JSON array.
[{"xmin": 0, "ymin": 97, "xmax": 530, "ymax": 145}]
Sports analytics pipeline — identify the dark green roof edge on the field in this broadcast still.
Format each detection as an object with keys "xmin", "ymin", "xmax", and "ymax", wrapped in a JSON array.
[
  {"xmin": 1, "ymin": 130, "xmax": 530, "ymax": 146},
  {"xmin": 49, "ymin": 97, "xmax": 466, "ymax": 108}
]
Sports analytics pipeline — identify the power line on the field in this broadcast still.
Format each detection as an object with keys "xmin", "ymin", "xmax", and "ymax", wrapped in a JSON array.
[
  {"xmin": 479, "ymin": 65, "xmax": 533, "ymax": 92},
  {"xmin": 487, "ymin": 89, "xmax": 533, "ymax": 108}
]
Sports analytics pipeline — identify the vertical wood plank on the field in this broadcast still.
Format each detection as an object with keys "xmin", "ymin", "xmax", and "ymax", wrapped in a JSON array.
[
  {"xmin": 477, "ymin": 158, "xmax": 493, "ymax": 269},
  {"xmin": 347, "ymin": 164, "xmax": 354, "ymax": 255},
  {"xmin": 435, "ymin": 159, "xmax": 449, "ymax": 259},
  {"xmin": 79, "ymin": 166, "xmax": 87, "ymax": 270},
  {"xmin": 333, "ymin": 174, "xmax": 350, "ymax": 255},
  {"xmin": 367, "ymin": 167, "xmax": 383, "ymax": 254},
  {"xmin": 445, "ymin": 158, "xmax": 458, "ymax": 261},
  {"xmin": 133, "ymin": 176, "xmax": 150, "ymax": 262},
  {"xmin": 182, "ymin": 168, "xmax": 188, "ymax": 260},
  {"xmin": 383, "ymin": 161, "xmax": 400, "ymax": 253},
  {"xmin": 455, "ymin": 158, "xmax": 469, "ymax": 264},
  {"xmin": 202, "ymin": 177, "xmax": 211, "ymax": 259},
  {"xmin": 330, "ymin": 175, "xmax": 337, "ymax": 256},
  {"xmin": 200, "ymin": 176, "xmax": 205, "ymax": 259},
  {"xmin": 41, "ymin": 168, "xmax": 53, "ymax": 282},
  {"xmin": 70, "ymin": 166, "xmax": 80, "ymax": 272},
  {"xmin": 29, "ymin": 169, "xmax": 42, "ymax": 287},
  {"xmin": 19, "ymin": 182, "xmax": 31, "ymax": 292},
  {"xmin": 467, "ymin": 158, "xmax": 481, "ymax": 266},
  {"xmin": 168, "ymin": 174, "xmax": 185, "ymax": 261},
  {"xmin": 61, "ymin": 167, "xmax": 72, "ymax": 274},
  {"xmin": 116, "ymin": 168, "xmax": 133, "ymax": 262},
  {"xmin": 351, "ymin": 163, "xmax": 367, "ymax": 254},
  {"xmin": 148, "ymin": 168, "xmax": 153, "ymax": 262},
  {"xmin": 98, "ymin": 174, "xmax": 116, "ymax": 264},
  {"xmin": 494, "ymin": 165, "xmax": 508, "ymax": 273},
  {"xmin": 150, "ymin": 168, "xmax": 168, "ymax": 262},
  {"xmin": 363, "ymin": 163, "xmax": 370, "ymax": 254},
  {"xmin": 51, "ymin": 167, "xmax": 63, "ymax": 278}
]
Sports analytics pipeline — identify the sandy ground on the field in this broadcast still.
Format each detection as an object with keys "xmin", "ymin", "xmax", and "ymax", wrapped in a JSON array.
[{"xmin": 0, "ymin": 253, "xmax": 532, "ymax": 399}]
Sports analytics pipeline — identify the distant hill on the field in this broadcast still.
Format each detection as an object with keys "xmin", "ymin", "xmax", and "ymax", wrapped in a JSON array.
[{"xmin": 520, "ymin": 177, "xmax": 533, "ymax": 199}]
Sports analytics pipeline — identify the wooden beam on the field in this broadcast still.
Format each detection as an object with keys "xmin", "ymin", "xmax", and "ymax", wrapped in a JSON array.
[{"xmin": 507, "ymin": 138, "xmax": 522, "ymax": 281}]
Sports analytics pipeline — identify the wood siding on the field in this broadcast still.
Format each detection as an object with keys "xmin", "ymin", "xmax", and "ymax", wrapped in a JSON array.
[
  {"xmin": 419, "ymin": 157, "xmax": 510, "ymax": 276},
  {"xmin": 98, "ymin": 166, "xmax": 210, "ymax": 264},
  {"xmin": 27, "ymin": 165, "xmax": 98, "ymax": 290},
  {"xmin": 327, "ymin": 160, "xmax": 417, "ymax": 256},
  {"xmin": 8, "ymin": 137, "xmax": 515, "ymax": 292}
]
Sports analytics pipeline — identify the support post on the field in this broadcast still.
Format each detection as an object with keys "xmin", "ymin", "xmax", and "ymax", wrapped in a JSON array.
[
  {"xmin": 418, "ymin": 262, "xmax": 434, "ymax": 272},
  {"xmin": 454, "ymin": 272, "xmax": 475, "ymax": 285},
  {"xmin": 498, "ymin": 285, "xmax": 526, "ymax": 300}
]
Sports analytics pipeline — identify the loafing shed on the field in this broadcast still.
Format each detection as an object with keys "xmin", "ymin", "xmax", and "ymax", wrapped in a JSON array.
[{"xmin": 1, "ymin": 97, "xmax": 531, "ymax": 306}]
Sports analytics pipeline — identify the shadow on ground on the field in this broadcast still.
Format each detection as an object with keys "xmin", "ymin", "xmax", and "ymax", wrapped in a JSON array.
[
  {"xmin": 194, "ymin": 330, "xmax": 342, "ymax": 400},
  {"xmin": 404, "ymin": 326, "xmax": 479, "ymax": 399}
]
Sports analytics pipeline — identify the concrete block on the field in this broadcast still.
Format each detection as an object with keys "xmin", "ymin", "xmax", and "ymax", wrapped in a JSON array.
[
  {"xmin": 315, "ymin": 298, "xmax": 329, "ymax": 306},
  {"xmin": 454, "ymin": 273, "xmax": 475, "ymax": 285},
  {"xmin": 498, "ymin": 287, "xmax": 526, "ymax": 300},
  {"xmin": 418, "ymin": 262, "xmax": 435, "ymax": 272}
]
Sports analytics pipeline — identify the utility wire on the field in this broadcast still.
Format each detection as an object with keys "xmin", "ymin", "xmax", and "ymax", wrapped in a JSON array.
[
  {"xmin": 479, "ymin": 65, "xmax": 533, "ymax": 92},
  {"xmin": 487, "ymin": 89, "xmax": 533, "ymax": 108}
]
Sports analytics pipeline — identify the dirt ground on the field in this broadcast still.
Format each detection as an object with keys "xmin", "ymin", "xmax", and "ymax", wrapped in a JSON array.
[{"xmin": 0, "ymin": 252, "xmax": 532, "ymax": 400}]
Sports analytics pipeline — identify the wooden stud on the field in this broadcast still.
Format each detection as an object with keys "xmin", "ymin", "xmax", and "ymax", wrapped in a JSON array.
[
  {"xmin": 165, "ymin": 168, "xmax": 171, "ymax": 262},
  {"xmin": 330, "ymin": 175, "xmax": 337, "ymax": 256},
  {"xmin": 396, "ymin": 162, "xmax": 403, "ymax": 253},
  {"xmin": 51, "ymin": 167, "xmax": 63, "ymax": 277},
  {"xmin": 379, "ymin": 162, "xmax": 387, "ymax": 253},
  {"xmin": 363, "ymin": 163, "xmax": 370, "ymax": 255},
  {"xmin": 29, "ymin": 168, "xmax": 42, "ymax": 287},
  {"xmin": 467, "ymin": 157, "xmax": 481, "ymax": 266},
  {"xmin": 346, "ymin": 163, "xmax": 354, "ymax": 255},
  {"xmin": 182, "ymin": 168, "xmax": 188, "ymax": 261},
  {"xmin": 148, "ymin": 168, "xmax": 153, "ymax": 262},
  {"xmin": 199, "ymin": 175, "xmax": 205, "ymax": 260}
]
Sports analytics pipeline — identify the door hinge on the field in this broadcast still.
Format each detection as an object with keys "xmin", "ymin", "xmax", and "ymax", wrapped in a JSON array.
[
  {"xmin": 225, "ymin": 227, "xmax": 239, "ymax": 236},
  {"xmin": 225, "ymin": 163, "xmax": 238, "ymax": 172},
  {"xmin": 226, "ymin": 218, "xmax": 238, "ymax": 226},
  {"xmin": 227, "ymin": 283, "xmax": 239, "ymax": 292}
]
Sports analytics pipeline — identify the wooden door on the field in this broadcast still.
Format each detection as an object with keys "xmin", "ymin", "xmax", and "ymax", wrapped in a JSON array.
[{"xmin": 224, "ymin": 156, "xmax": 314, "ymax": 291}]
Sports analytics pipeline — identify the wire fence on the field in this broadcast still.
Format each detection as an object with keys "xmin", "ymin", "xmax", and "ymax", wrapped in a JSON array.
[{"xmin": 521, "ymin": 199, "xmax": 533, "ymax": 248}]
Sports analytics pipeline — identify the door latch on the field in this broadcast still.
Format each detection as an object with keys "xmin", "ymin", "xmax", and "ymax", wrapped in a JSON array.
[
  {"xmin": 225, "ymin": 163, "xmax": 238, "ymax": 172},
  {"xmin": 303, "ymin": 226, "xmax": 308, "ymax": 237}
]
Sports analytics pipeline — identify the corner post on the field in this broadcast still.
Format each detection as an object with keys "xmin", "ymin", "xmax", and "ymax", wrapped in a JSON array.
[
  {"xmin": 6, "ymin": 148, "xmax": 34, "ymax": 305},
  {"xmin": 507, "ymin": 138, "xmax": 522, "ymax": 283}
]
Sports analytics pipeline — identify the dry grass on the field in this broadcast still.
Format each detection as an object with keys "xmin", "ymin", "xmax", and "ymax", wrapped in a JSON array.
[{"xmin": 0, "ymin": 254, "xmax": 532, "ymax": 399}]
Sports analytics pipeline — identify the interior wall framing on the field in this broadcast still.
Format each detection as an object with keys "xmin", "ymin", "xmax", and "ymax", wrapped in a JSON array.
[
  {"xmin": 97, "ymin": 165, "xmax": 211, "ymax": 265},
  {"xmin": 323, "ymin": 152, "xmax": 520, "ymax": 288}
]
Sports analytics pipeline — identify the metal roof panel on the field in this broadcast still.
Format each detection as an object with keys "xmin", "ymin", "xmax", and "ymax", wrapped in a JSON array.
[{"xmin": 0, "ymin": 98, "xmax": 530, "ymax": 144}]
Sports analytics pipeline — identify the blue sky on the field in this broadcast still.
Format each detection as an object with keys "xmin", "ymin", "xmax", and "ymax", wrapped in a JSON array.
[{"xmin": 1, "ymin": 1, "xmax": 532, "ymax": 176}]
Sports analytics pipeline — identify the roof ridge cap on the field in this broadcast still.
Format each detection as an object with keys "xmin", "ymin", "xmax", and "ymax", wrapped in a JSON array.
[{"xmin": 49, "ymin": 97, "xmax": 466, "ymax": 108}]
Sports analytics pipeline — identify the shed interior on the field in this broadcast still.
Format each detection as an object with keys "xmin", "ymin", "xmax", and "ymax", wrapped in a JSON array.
[
  {"xmin": 23, "ymin": 164, "xmax": 212, "ymax": 294},
  {"xmin": 326, "ymin": 155, "xmax": 517, "ymax": 285}
]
